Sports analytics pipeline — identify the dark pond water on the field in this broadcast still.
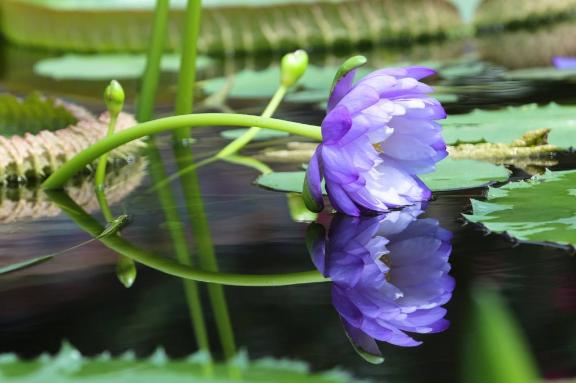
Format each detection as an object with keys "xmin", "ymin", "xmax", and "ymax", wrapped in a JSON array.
[{"xmin": 1, "ymin": 22, "xmax": 576, "ymax": 383}]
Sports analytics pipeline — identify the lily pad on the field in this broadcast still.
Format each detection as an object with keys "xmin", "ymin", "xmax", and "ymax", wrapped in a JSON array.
[
  {"xmin": 203, "ymin": 62, "xmax": 467, "ymax": 106},
  {"xmin": 0, "ymin": 93, "xmax": 77, "ymax": 136},
  {"xmin": 503, "ymin": 67, "xmax": 576, "ymax": 81},
  {"xmin": 464, "ymin": 170, "xmax": 576, "ymax": 248},
  {"xmin": 256, "ymin": 158, "xmax": 509, "ymax": 193},
  {"xmin": 0, "ymin": 342, "xmax": 353, "ymax": 383},
  {"xmin": 34, "ymin": 54, "xmax": 212, "ymax": 80},
  {"xmin": 220, "ymin": 128, "xmax": 289, "ymax": 140},
  {"xmin": 443, "ymin": 103, "xmax": 576, "ymax": 149}
]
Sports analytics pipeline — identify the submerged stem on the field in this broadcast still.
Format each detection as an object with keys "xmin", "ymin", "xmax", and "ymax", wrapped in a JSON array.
[{"xmin": 42, "ymin": 114, "xmax": 321, "ymax": 190}]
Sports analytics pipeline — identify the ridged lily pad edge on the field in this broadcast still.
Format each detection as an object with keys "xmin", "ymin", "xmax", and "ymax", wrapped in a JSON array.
[{"xmin": 464, "ymin": 170, "xmax": 576, "ymax": 251}]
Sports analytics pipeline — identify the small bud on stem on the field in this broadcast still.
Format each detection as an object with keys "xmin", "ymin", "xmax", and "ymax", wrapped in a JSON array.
[
  {"xmin": 281, "ymin": 50, "xmax": 309, "ymax": 88},
  {"xmin": 104, "ymin": 80, "xmax": 125, "ymax": 118}
]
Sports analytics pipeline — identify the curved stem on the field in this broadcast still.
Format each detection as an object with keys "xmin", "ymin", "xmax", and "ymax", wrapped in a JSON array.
[
  {"xmin": 46, "ymin": 190, "xmax": 328, "ymax": 287},
  {"xmin": 42, "ymin": 114, "xmax": 321, "ymax": 190}
]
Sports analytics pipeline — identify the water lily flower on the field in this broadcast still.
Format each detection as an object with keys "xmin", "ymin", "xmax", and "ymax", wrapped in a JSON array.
[
  {"xmin": 305, "ymin": 65, "xmax": 447, "ymax": 216},
  {"xmin": 309, "ymin": 205, "xmax": 454, "ymax": 360},
  {"xmin": 553, "ymin": 56, "xmax": 576, "ymax": 69}
]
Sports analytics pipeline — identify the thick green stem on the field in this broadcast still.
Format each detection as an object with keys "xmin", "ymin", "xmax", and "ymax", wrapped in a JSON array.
[
  {"xmin": 174, "ymin": 145, "xmax": 237, "ymax": 362},
  {"xmin": 137, "ymin": 0, "xmax": 171, "ymax": 122},
  {"xmin": 46, "ymin": 190, "xmax": 327, "ymax": 286},
  {"xmin": 94, "ymin": 114, "xmax": 118, "ymax": 190},
  {"xmin": 147, "ymin": 139, "xmax": 212, "ymax": 366},
  {"xmin": 216, "ymin": 86, "xmax": 288, "ymax": 158},
  {"xmin": 42, "ymin": 114, "xmax": 321, "ymax": 190},
  {"xmin": 174, "ymin": 0, "xmax": 203, "ymax": 142}
]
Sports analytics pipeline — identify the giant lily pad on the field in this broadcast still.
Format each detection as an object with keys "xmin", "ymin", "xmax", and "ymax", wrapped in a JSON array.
[
  {"xmin": 465, "ymin": 170, "xmax": 576, "ymax": 248},
  {"xmin": 0, "ymin": 93, "xmax": 77, "ymax": 136},
  {"xmin": 443, "ymin": 103, "xmax": 576, "ymax": 149},
  {"xmin": 0, "ymin": 343, "xmax": 354, "ymax": 382},
  {"xmin": 0, "ymin": 0, "xmax": 462, "ymax": 54},
  {"xmin": 256, "ymin": 158, "xmax": 509, "ymax": 194}
]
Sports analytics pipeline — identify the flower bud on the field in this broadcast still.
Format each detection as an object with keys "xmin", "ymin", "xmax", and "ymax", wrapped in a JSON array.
[
  {"xmin": 116, "ymin": 256, "xmax": 137, "ymax": 288},
  {"xmin": 280, "ymin": 50, "xmax": 309, "ymax": 88},
  {"xmin": 104, "ymin": 80, "xmax": 125, "ymax": 117}
]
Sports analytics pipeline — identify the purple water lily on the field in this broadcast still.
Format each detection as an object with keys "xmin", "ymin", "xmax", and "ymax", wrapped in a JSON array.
[
  {"xmin": 305, "ymin": 65, "xmax": 447, "ymax": 216},
  {"xmin": 553, "ymin": 56, "xmax": 576, "ymax": 69},
  {"xmin": 309, "ymin": 205, "xmax": 454, "ymax": 360}
]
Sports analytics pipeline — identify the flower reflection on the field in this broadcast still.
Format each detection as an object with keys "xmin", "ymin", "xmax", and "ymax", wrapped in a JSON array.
[{"xmin": 309, "ymin": 206, "xmax": 454, "ymax": 360}]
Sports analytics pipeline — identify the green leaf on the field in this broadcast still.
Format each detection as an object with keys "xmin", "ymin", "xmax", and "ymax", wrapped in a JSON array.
[
  {"xmin": 255, "ymin": 158, "xmax": 509, "ymax": 193},
  {"xmin": 0, "ymin": 343, "xmax": 356, "ymax": 383},
  {"xmin": 0, "ymin": 93, "xmax": 77, "ymax": 136},
  {"xmin": 443, "ymin": 103, "xmax": 576, "ymax": 149},
  {"xmin": 465, "ymin": 170, "xmax": 576, "ymax": 248},
  {"xmin": 463, "ymin": 286, "xmax": 540, "ymax": 383},
  {"xmin": 420, "ymin": 159, "xmax": 510, "ymax": 191},
  {"xmin": 34, "ymin": 54, "xmax": 212, "ymax": 80},
  {"xmin": 220, "ymin": 128, "xmax": 289, "ymax": 141},
  {"xmin": 203, "ymin": 62, "xmax": 466, "ymax": 106}
]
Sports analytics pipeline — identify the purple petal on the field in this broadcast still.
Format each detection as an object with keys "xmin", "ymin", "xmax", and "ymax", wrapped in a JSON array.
[
  {"xmin": 304, "ymin": 146, "xmax": 325, "ymax": 210},
  {"xmin": 321, "ymin": 105, "xmax": 353, "ymax": 145},
  {"xmin": 328, "ymin": 69, "xmax": 357, "ymax": 111},
  {"xmin": 553, "ymin": 56, "xmax": 576, "ymax": 69}
]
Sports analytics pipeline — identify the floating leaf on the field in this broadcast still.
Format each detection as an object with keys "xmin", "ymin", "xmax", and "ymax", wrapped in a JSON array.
[
  {"xmin": 256, "ymin": 158, "xmax": 509, "ymax": 194},
  {"xmin": 203, "ymin": 62, "xmax": 467, "ymax": 105},
  {"xmin": 0, "ymin": 93, "xmax": 77, "ymax": 136},
  {"xmin": 220, "ymin": 128, "xmax": 288, "ymax": 141},
  {"xmin": 503, "ymin": 67, "xmax": 576, "ymax": 81},
  {"xmin": 34, "ymin": 54, "xmax": 212, "ymax": 80},
  {"xmin": 465, "ymin": 170, "xmax": 576, "ymax": 248},
  {"xmin": 421, "ymin": 159, "xmax": 510, "ymax": 191},
  {"xmin": 0, "ymin": 343, "xmax": 355, "ymax": 383},
  {"xmin": 443, "ymin": 103, "xmax": 576, "ymax": 149}
]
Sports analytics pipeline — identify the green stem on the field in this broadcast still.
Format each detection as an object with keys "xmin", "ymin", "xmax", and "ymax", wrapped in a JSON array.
[
  {"xmin": 174, "ymin": 145, "xmax": 237, "ymax": 362},
  {"xmin": 147, "ymin": 139, "xmax": 212, "ymax": 371},
  {"xmin": 42, "ymin": 114, "xmax": 321, "ymax": 190},
  {"xmin": 46, "ymin": 190, "xmax": 327, "ymax": 287},
  {"xmin": 148, "ymin": 156, "xmax": 216, "ymax": 193},
  {"xmin": 95, "ymin": 188, "xmax": 114, "ymax": 222},
  {"xmin": 137, "ymin": 0, "xmax": 171, "ymax": 122},
  {"xmin": 216, "ymin": 85, "xmax": 287, "ymax": 158},
  {"xmin": 223, "ymin": 155, "xmax": 272, "ymax": 174},
  {"xmin": 174, "ymin": 0, "xmax": 203, "ymax": 142},
  {"xmin": 94, "ymin": 114, "xmax": 118, "ymax": 190}
]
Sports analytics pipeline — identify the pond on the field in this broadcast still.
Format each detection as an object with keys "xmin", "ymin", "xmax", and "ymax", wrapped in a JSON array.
[{"xmin": 0, "ymin": 9, "xmax": 576, "ymax": 383}]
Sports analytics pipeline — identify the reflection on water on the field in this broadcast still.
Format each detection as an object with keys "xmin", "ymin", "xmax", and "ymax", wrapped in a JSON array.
[{"xmin": 310, "ymin": 205, "xmax": 453, "ymax": 361}]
